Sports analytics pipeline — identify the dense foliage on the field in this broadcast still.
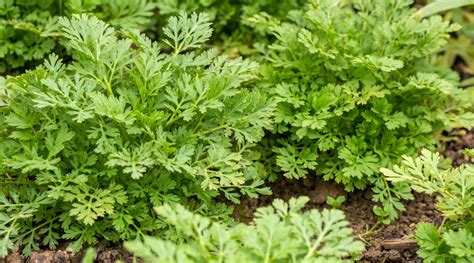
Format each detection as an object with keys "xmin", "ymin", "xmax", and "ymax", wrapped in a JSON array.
[
  {"xmin": 125, "ymin": 197, "xmax": 364, "ymax": 262},
  {"xmin": 382, "ymin": 149, "xmax": 474, "ymax": 262},
  {"xmin": 0, "ymin": 13, "xmax": 274, "ymax": 255},
  {"xmin": 434, "ymin": 4, "xmax": 474, "ymax": 89},
  {"xmin": 0, "ymin": 0, "xmax": 155, "ymax": 74},
  {"xmin": 250, "ymin": 0, "xmax": 473, "ymax": 222},
  {"xmin": 0, "ymin": 0, "xmax": 473, "ymax": 260},
  {"xmin": 155, "ymin": 0, "xmax": 305, "ymax": 35},
  {"xmin": 0, "ymin": 0, "xmax": 306, "ymax": 75}
]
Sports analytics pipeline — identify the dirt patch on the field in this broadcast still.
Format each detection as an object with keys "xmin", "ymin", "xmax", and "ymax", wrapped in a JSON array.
[
  {"xmin": 358, "ymin": 193, "xmax": 441, "ymax": 262},
  {"xmin": 443, "ymin": 128, "xmax": 474, "ymax": 167},
  {"xmin": 0, "ymin": 247, "xmax": 136, "ymax": 263}
]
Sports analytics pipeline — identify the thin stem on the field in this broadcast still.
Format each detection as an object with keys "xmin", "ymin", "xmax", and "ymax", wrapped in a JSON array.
[
  {"xmin": 305, "ymin": 228, "xmax": 327, "ymax": 259},
  {"xmin": 437, "ymin": 217, "xmax": 447, "ymax": 233},
  {"xmin": 264, "ymin": 231, "xmax": 273, "ymax": 263},
  {"xmin": 17, "ymin": 216, "xmax": 61, "ymax": 240}
]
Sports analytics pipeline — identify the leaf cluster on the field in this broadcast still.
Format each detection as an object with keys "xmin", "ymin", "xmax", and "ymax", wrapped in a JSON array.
[
  {"xmin": 125, "ymin": 197, "xmax": 364, "ymax": 263},
  {"xmin": 0, "ymin": 12, "xmax": 274, "ymax": 256},
  {"xmin": 248, "ymin": 0, "xmax": 473, "ymax": 222},
  {"xmin": 0, "ymin": 0, "xmax": 156, "ymax": 74},
  {"xmin": 1, "ymin": 0, "xmax": 473, "ymax": 259},
  {"xmin": 154, "ymin": 0, "xmax": 305, "ymax": 37},
  {"xmin": 382, "ymin": 149, "xmax": 474, "ymax": 262},
  {"xmin": 431, "ymin": 3, "xmax": 474, "ymax": 89}
]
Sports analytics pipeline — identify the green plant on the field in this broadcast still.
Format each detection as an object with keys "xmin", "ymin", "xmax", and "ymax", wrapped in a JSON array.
[
  {"xmin": 153, "ymin": 0, "xmax": 306, "ymax": 56},
  {"xmin": 413, "ymin": 0, "xmax": 474, "ymax": 18},
  {"xmin": 415, "ymin": 222, "xmax": 474, "ymax": 262},
  {"xmin": 428, "ymin": 3, "xmax": 474, "ymax": 90},
  {"xmin": 250, "ymin": 0, "xmax": 473, "ymax": 222},
  {"xmin": 0, "ymin": 0, "xmax": 156, "ymax": 74},
  {"xmin": 82, "ymin": 248, "xmax": 96, "ymax": 263},
  {"xmin": 326, "ymin": 195, "xmax": 346, "ymax": 209},
  {"xmin": 0, "ymin": 12, "xmax": 275, "ymax": 256},
  {"xmin": 466, "ymin": 148, "xmax": 474, "ymax": 157},
  {"xmin": 381, "ymin": 149, "xmax": 474, "ymax": 262},
  {"xmin": 154, "ymin": 0, "xmax": 304, "ymax": 32},
  {"xmin": 125, "ymin": 197, "xmax": 365, "ymax": 262}
]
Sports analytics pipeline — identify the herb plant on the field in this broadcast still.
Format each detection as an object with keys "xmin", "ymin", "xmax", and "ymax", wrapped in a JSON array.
[
  {"xmin": 0, "ymin": 0, "xmax": 156, "ymax": 74},
  {"xmin": 0, "ymin": 12, "xmax": 275, "ymax": 256},
  {"xmin": 382, "ymin": 149, "xmax": 474, "ymax": 262},
  {"xmin": 326, "ymin": 196, "xmax": 346, "ymax": 209},
  {"xmin": 154, "ymin": 0, "xmax": 307, "ymax": 56},
  {"xmin": 125, "ymin": 197, "xmax": 365, "ymax": 262},
  {"xmin": 250, "ymin": 0, "xmax": 473, "ymax": 222},
  {"xmin": 155, "ymin": 0, "xmax": 304, "ymax": 33},
  {"xmin": 432, "ymin": 4, "xmax": 474, "ymax": 89}
]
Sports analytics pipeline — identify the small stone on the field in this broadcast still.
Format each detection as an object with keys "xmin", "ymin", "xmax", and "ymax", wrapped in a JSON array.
[
  {"xmin": 6, "ymin": 252, "xmax": 24, "ymax": 263},
  {"xmin": 29, "ymin": 251, "xmax": 55, "ymax": 263},
  {"xmin": 53, "ymin": 250, "xmax": 70, "ymax": 263}
]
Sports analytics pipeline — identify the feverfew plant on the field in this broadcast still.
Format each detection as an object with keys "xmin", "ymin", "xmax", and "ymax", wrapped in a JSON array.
[
  {"xmin": 0, "ymin": 13, "xmax": 274, "ymax": 256},
  {"xmin": 154, "ymin": 0, "xmax": 306, "ymax": 52},
  {"xmin": 382, "ymin": 149, "xmax": 474, "ymax": 262},
  {"xmin": 125, "ymin": 197, "xmax": 365, "ymax": 262},
  {"xmin": 0, "ymin": 0, "xmax": 155, "ymax": 73},
  {"xmin": 250, "ymin": 0, "xmax": 474, "ymax": 222}
]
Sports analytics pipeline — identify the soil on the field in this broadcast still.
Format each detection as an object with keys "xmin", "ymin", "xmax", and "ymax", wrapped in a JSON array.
[
  {"xmin": 1, "ymin": 129, "xmax": 473, "ymax": 262},
  {"xmin": 443, "ymin": 128, "xmax": 474, "ymax": 167},
  {"xmin": 0, "ymin": 247, "xmax": 136, "ymax": 263},
  {"xmin": 232, "ymin": 176, "xmax": 442, "ymax": 263}
]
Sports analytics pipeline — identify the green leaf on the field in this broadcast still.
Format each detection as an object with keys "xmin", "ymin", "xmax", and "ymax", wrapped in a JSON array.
[
  {"xmin": 126, "ymin": 197, "xmax": 364, "ymax": 262},
  {"xmin": 413, "ymin": 0, "xmax": 474, "ymax": 18},
  {"xmin": 163, "ymin": 12, "xmax": 213, "ymax": 53},
  {"xmin": 444, "ymin": 228, "xmax": 474, "ymax": 258}
]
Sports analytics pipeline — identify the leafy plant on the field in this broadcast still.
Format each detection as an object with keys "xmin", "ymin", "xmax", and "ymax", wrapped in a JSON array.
[
  {"xmin": 0, "ymin": 12, "xmax": 275, "ymax": 256},
  {"xmin": 0, "ymin": 0, "xmax": 156, "ymax": 74},
  {"xmin": 428, "ymin": 2, "xmax": 474, "ymax": 90},
  {"xmin": 466, "ymin": 148, "xmax": 474, "ymax": 157},
  {"xmin": 82, "ymin": 248, "xmax": 96, "ymax": 263},
  {"xmin": 125, "ymin": 197, "xmax": 365, "ymax": 262},
  {"xmin": 415, "ymin": 222, "xmax": 474, "ymax": 262},
  {"xmin": 154, "ymin": 0, "xmax": 304, "ymax": 33},
  {"xmin": 413, "ymin": 0, "xmax": 474, "ymax": 18},
  {"xmin": 250, "ymin": 0, "xmax": 473, "ymax": 222},
  {"xmin": 326, "ymin": 195, "xmax": 346, "ymax": 209},
  {"xmin": 153, "ymin": 0, "xmax": 306, "ymax": 56},
  {"xmin": 381, "ymin": 149, "xmax": 474, "ymax": 262}
]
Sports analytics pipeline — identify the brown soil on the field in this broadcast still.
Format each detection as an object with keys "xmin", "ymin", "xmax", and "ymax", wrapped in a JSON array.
[
  {"xmin": 2, "ymin": 129, "xmax": 473, "ymax": 263},
  {"xmin": 0, "ymin": 247, "xmax": 136, "ymax": 263}
]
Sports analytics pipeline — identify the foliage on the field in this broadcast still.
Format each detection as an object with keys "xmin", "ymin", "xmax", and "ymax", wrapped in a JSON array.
[
  {"xmin": 326, "ymin": 195, "xmax": 346, "ymax": 209},
  {"xmin": 249, "ymin": 0, "xmax": 473, "ymax": 222},
  {"xmin": 125, "ymin": 197, "xmax": 365, "ymax": 263},
  {"xmin": 431, "ymin": 3, "xmax": 474, "ymax": 89},
  {"xmin": 382, "ymin": 149, "xmax": 474, "ymax": 262},
  {"xmin": 466, "ymin": 148, "xmax": 474, "ymax": 157},
  {"xmin": 413, "ymin": 0, "xmax": 474, "ymax": 18},
  {"xmin": 415, "ymin": 222, "xmax": 474, "ymax": 262},
  {"xmin": 381, "ymin": 149, "xmax": 473, "ymax": 220},
  {"xmin": 0, "ymin": 0, "xmax": 473, "ymax": 259},
  {"xmin": 0, "ymin": 13, "xmax": 275, "ymax": 256},
  {"xmin": 82, "ymin": 248, "xmax": 96, "ymax": 263},
  {"xmin": 0, "ymin": 0, "xmax": 156, "ymax": 74},
  {"xmin": 154, "ymin": 0, "xmax": 305, "ymax": 35}
]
